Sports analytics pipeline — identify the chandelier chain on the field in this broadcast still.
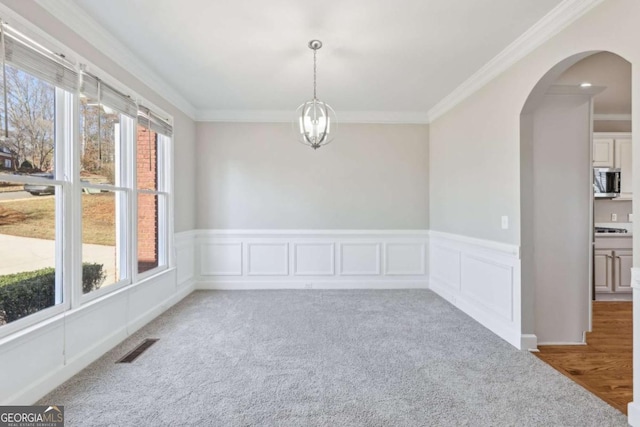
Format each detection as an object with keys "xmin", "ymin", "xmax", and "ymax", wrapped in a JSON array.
[{"xmin": 313, "ymin": 48, "xmax": 317, "ymax": 100}]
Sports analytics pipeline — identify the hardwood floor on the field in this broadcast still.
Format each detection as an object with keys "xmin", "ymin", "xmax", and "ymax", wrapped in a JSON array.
[{"xmin": 535, "ymin": 301, "xmax": 632, "ymax": 414}]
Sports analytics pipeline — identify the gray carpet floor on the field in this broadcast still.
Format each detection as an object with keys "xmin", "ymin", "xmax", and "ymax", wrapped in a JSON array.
[{"xmin": 39, "ymin": 290, "xmax": 628, "ymax": 426}]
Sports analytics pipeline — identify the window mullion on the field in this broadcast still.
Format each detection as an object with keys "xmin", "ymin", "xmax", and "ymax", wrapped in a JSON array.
[
  {"xmin": 137, "ymin": 188, "xmax": 161, "ymax": 195},
  {"xmin": 69, "ymin": 86, "xmax": 82, "ymax": 310},
  {"xmin": 54, "ymin": 88, "xmax": 66, "ymax": 308},
  {"xmin": 125, "ymin": 117, "xmax": 137, "ymax": 286},
  {"xmin": 82, "ymin": 183, "xmax": 129, "ymax": 192},
  {"xmin": 165, "ymin": 134, "xmax": 174, "ymax": 269}
]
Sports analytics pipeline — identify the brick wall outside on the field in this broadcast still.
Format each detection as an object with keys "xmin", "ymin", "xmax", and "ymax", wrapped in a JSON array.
[{"xmin": 137, "ymin": 125, "xmax": 158, "ymax": 273}]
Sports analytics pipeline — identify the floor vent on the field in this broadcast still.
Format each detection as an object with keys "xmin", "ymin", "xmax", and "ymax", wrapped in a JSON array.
[{"xmin": 116, "ymin": 338, "xmax": 159, "ymax": 363}]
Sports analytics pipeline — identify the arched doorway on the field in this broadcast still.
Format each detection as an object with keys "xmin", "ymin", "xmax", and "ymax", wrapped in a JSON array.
[{"xmin": 520, "ymin": 50, "xmax": 633, "ymax": 412}]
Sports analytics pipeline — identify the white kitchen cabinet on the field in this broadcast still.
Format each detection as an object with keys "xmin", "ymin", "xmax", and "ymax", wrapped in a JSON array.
[
  {"xmin": 593, "ymin": 133, "xmax": 632, "ymax": 198},
  {"xmin": 614, "ymin": 137, "xmax": 632, "ymax": 196},
  {"xmin": 593, "ymin": 138, "xmax": 614, "ymax": 167},
  {"xmin": 614, "ymin": 249, "xmax": 633, "ymax": 293},
  {"xmin": 594, "ymin": 249, "xmax": 613, "ymax": 293},
  {"xmin": 594, "ymin": 237, "xmax": 632, "ymax": 299}
]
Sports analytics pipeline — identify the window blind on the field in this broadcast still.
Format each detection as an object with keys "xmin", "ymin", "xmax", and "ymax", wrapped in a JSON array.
[
  {"xmin": 79, "ymin": 72, "xmax": 99, "ymax": 99},
  {"xmin": 3, "ymin": 29, "xmax": 78, "ymax": 93},
  {"xmin": 2, "ymin": 23, "xmax": 171, "ymax": 134},
  {"xmin": 100, "ymin": 84, "xmax": 138, "ymax": 118},
  {"xmin": 137, "ymin": 106, "xmax": 173, "ymax": 137},
  {"xmin": 80, "ymin": 71, "xmax": 137, "ymax": 118}
]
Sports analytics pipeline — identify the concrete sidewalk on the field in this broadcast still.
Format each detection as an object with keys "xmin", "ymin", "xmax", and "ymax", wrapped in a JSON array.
[{"xmin": 0, "ymin": 234, "xmax": 118, "ymax": 285}]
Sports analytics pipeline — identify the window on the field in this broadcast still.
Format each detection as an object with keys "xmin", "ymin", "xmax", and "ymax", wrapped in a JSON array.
[
  {"xmin": 136, "ymin": 108, "xmax": 169, "ymax": 275},
  {"xmin": 136, "ymin": 125, "xmax": 158, "ymax": 273},
  {"xmin": 0, "ymin": 42, "xmax": 68, "ymax": 328},
  {"xmin": 79, "ymin": 91, "xmax": 130, "ymax": 296},
  {"xmin": 0, "ymin": 23, "xmax": 173, "ymax": 336}
]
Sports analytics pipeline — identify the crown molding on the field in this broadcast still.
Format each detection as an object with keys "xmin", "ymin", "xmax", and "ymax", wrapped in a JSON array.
[
  {"xmin": 34, "ymin": 0, "xmax": 197, "ymax": 120},
  {"xmin": 427, "ymin": 0, "xmax": 607, "ymax": 123},
  {"xmin": 32, "ymin": 0, "xmax": 605, "ymax": 126},
  {"xmin": 196, "ymin": 110, "xmax": 430, "ymax": 124}
]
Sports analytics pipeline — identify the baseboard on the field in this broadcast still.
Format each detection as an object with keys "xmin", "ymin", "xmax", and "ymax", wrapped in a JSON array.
[
  {"xmin": 520, "ymin": 334, "xmax": 538, "ymax": 351},
  {"xmin": 127, "ymin": 281, "xmax": 194, "ymax": 334},
  {"xmin": 536, "ymin": 342, "xmax": 586, "ymax": 346},
  {"xmin": 430, "ymin": 280, "xmax": 522, "ymax": 349},
  {"xmin": 594, "ymin": 293, "xmax": 632, "ymax": 301},
  {"xmin": 628, "ymin": 401, "xmax": 640, "ymax": 426},
  {"xmin": 197, "ymin": 280, "xmax": 429, "ymax": 290},
  {"xmin": 178, "ymin": 278, "xmax": 196, "ymax": 290}
]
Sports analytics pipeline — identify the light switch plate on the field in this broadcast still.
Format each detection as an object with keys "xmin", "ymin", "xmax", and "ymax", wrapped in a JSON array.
[
  {"xmin": 501, "ymin": 216, "xmax": 509, "ymax": 230},
  {"xmin": 630, "ymin": 213, "xmax": 634, "ymax": 222}
]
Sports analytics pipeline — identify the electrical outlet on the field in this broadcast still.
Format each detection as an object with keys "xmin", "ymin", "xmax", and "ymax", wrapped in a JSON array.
[
  {"xmin": 629, "ymin": 213, "xmax": 634, "ymax": 222},
  {"xmin": 501, "ymin": 216, "xmax": 509, "ymax": 230},
  {"xmin": 612, "ymin": 213, "xmax": 617, "ymax": 222}
]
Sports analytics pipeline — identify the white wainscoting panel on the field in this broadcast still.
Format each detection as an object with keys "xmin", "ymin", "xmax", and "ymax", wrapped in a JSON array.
[
  {"xmin": 430, "ymin": 245, "xmax": 461, "ymax": 292},
  {"xmin": 339, "ymin": 243, "xmax": 381, "ymax": 275},
  {"xmin": 294, "ymin": 243, "xmax": 334, "ymax": 276},
  {"xmin": 461, "ymin": 255, "xmax": 513, "ymax": 321},
  {"xmin": 200, "ymin": 242, "xmax": 242, "ymax": 276},
  {"xmin": 428, "ymin": 231, "xmax": 526, "ymax": 350},
  {"xmin": 196, "ymin": 230, "xmax": 428, "ymax": 289},
  {"xmin": 175, "ymin": 230, "xmax": 196, "ymax": 286},
  {"xmin": 248, "ymin": 243, "xmax": 289, "ymax": 276},
  {"xmin": 385, "ymin": 243, "xmax": 426, "ymax": 275}
]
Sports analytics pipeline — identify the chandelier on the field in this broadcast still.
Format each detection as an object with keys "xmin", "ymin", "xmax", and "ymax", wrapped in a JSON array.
[{"xmin": 294, "ymin": 40, "xmax": 336, "ymax": 150}]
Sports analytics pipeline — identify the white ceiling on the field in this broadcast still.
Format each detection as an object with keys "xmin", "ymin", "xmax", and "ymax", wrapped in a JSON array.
[
  {"xmin": 69, "ymin": 0, "xmax": 565, "ymax": 120},
  {"xmin": 556, "ymin": 52, "xmax": 631, "ymax": 115}
]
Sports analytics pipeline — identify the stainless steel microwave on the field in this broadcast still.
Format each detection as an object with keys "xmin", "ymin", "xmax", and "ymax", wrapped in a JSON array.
[{"xmin": 593, "ymin": 167, "xmax": 621, "ymax": 198}]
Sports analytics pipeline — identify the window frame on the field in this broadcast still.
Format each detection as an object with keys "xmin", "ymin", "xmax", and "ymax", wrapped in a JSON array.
[
  {"xmin": 133, "ymin": 130, "xmax": 170, "ymax": 282},
  {"xmin": 0, "ymin": 87, "xmax": 70, "ymax": 339},
  {"xmin": 77, "ymin": 111, "xmax": 133, "ymax": 305}
]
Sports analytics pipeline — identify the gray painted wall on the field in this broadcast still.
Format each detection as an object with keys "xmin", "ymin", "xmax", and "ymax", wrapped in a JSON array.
[
  {"xmin": 428, "ymin": 0, "xmax": 640, "ymax": 246},
  {"xmin": 529, "ymin": 93, "xmax": 592, "ymax": 343},
  {"xmin": 196, "ymin": 122, "xmax": 429, "ymax": 229}
]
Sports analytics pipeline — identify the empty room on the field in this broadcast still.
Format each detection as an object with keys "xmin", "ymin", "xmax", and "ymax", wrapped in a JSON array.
[{"xmin": 0, "ymin": 0, "xmax": 639, "ymax": 426}]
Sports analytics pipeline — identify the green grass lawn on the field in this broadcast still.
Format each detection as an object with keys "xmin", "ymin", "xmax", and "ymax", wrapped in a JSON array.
[{"xmin": 0, "ymin": 193, "xmax": 115, "ymax": 245}]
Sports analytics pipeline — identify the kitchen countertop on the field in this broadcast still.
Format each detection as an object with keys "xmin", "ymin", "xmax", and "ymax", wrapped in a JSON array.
[{"xmin": 595, "ymin": 232, "xmax": 632, "ymax": 237}]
